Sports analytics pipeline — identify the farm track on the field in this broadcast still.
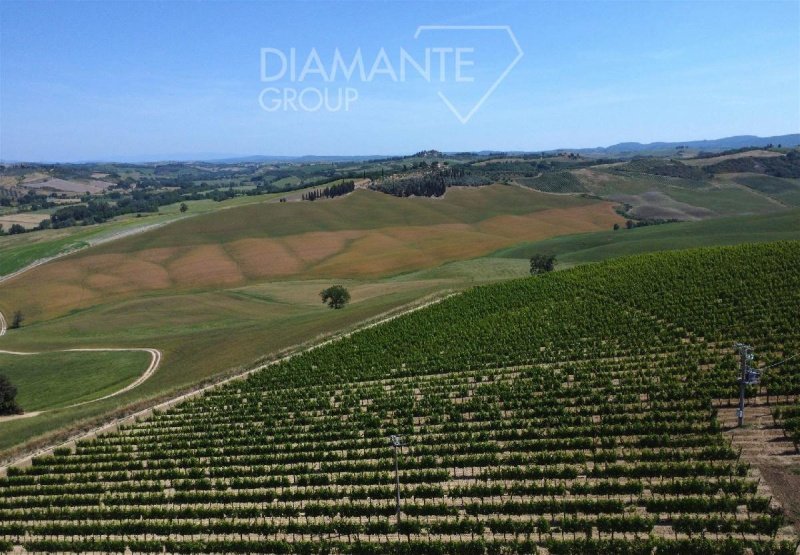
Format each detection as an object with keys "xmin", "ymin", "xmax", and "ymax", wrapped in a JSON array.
[
  {"xmin": 0, "ymin": 346, "xmax": 162, "ymax": 412},
  {"xmin": 0, "ymin": 309, "xmax": 163, "ymax": 420}
]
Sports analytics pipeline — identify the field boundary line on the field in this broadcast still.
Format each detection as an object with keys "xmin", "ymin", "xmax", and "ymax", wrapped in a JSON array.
[{"xmin": 0, "ymin": 291, "xmax": 455, "ymax": 475}]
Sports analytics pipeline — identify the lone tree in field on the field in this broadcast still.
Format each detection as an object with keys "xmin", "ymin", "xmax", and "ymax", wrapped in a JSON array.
[
  {"xmin": 320, "ymin": 285, "xmax": 351, "ymax": 309},
  {"xmin": 0, "ymin": 375, "xmax": 22, "ymax": 416},
  {"xmin": 10, "ymin": 310, "xmax": 24, "ymax": 329},
  {"xmin": 180, "ymin": 202, "xmax": 188, "ymax": 213},
  {"xmin": 529, "ymin": 254, "xmax": 556, "ymax": 275}
]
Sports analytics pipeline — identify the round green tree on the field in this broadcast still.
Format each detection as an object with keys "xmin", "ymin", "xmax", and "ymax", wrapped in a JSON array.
[{"xmin": 320, "ymin": 285, "xmax": 351, "ymax": 309}]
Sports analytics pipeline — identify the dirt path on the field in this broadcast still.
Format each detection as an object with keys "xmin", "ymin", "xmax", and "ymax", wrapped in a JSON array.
[
  {"xmin": 0, "ymin": 411, "xmax": 41, "ymax": 424},
  {"xmin": 0, "ymin": 311, "xmax": 163, "ymax": 419},
  {"xmin": 715, "ymin": 395, "xmax": 800, "ymax": 536}
]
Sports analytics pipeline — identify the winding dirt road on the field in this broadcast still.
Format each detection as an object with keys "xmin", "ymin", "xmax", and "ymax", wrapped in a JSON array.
[{"xmin": 0, "ymin": 311, "xmax": 163, "ymax": 418}]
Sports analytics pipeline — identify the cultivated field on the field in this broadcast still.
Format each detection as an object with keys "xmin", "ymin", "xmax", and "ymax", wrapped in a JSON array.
[
  {"xmin": 0, "ymin": 242, "xmax": 798, "ymax": 554},
  {"xmin": 0, "ymin": 186, "xmax": 620, "ymax": 322},
  {"xmin": 0, "ymin": 183, "xmax": 605, "ymax": 452},
  {"xmin": 23, "ymin": 178, "xmax": 114, "ymax": 195},
  {"xmin": 0, "ymin": 213, "xmax": 49, "ymax": 231},
  {"xmin": 493, "ymin": 209, "xmax": 800, "ymax": 265}
]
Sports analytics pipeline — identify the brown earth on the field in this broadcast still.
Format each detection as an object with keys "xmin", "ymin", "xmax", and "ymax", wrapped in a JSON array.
[{"xmin": 0, "ymin": 195, "xmax": 623, "ymax": 322}]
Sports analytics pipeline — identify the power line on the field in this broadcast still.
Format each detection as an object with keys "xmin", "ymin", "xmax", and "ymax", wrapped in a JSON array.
[{"xmin": 759, "ymin": 352, "xmax": 799, "ymax": 371}]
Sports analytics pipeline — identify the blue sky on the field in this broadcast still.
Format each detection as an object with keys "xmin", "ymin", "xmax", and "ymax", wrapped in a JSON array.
[{"xmin": 1, "ymin": 0, "xmax": 798, "ymax": 161}]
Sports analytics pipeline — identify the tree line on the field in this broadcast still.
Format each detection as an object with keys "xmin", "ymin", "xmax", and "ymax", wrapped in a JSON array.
[
  {"xmin": 302, "ymin": 181, "xmax": 355, "ymax": 201},
  {"xmin": 372, "ymin": 166, "xmax": 488, "ymax": 198}
]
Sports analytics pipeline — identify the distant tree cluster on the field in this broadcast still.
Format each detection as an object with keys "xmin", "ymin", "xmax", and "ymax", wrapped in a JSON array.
[
  {"xmin": 0, "ymin": 223, "xmax": 29, "ymax": 236},
  {"xmin": 695, "ymin": 145, "xmax": 783, "ymax": 159},
  {"xmin": 619, "ymin": 150, "xmax": 800, "ymax": 181},
  {"xmin": 49, "ymin": 199, "xmax": 159, "ymax": 229},
  {"xmin": 373, "ymin": 166, "xmax": 488, "ymax": 198},
  {"xmin": 619, "ymin": 158, "xmax": 706, "ymax": 181},
  {"xmin": 706, "ymin": 151, "xmax": 800, "ymax": 178},
  {"xmin": 529, "ymin": 254, "xmax": 556, "ymax": 275},
  {"xmin": 302, "ymin": 181, "xmax": 355, "ymax": 201},
  {"xmin": 622, "ymin": 218, "xmax": 679, "ymax": 230},
  {"xmin": 413, "ymin": 149, "xmax": 444, "ymax": 158},
  {"xmin": 13, "ymin": 191, "xmax": 54, "ymax": 211},
  {"xmin": 206, "ymin": 188, "xmax": 237, "ymax": 202}
]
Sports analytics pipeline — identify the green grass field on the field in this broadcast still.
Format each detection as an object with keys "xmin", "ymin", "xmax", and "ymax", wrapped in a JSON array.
[
  {"xmin": 493, "ymin": 209, "xmax": 800, "ymax": 265},
  {"xmin": 0, "ymin": 350, "xmax": 149, "ymax": 411},
  {"xmin": 0, "ymin": 278, "xmax": 455, "ymax": 454},
  {"xmin": 561, "ymin": 169, "xmax": 790, "ymax": 220},
  {"xmin": 663, "ymin": 183, "xmax": 784, "ymax": 215}
]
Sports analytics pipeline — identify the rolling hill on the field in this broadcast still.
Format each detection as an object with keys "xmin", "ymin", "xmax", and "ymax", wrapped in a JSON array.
[
  {"xmin": 0, "ymin": 185, "xmax": 621, "ymax": 455},
  {"xmin": 1, "ymin": 242, "xmax": 798, "ymax": 553}
]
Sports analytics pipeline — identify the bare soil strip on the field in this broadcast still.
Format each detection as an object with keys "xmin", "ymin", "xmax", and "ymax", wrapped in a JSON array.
[{"xmin": 715, "ymin": 395, "xmax": 800, "ymax": 535}]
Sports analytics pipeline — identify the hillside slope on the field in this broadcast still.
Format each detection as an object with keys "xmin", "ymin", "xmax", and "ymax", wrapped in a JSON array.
[
  {"xmin": 0, "ymin": 186, "xmax": 619, "ymax": 321},
  {"xmin": 2, "ymin": 242, "xmax": 798, "ymax": 554}
]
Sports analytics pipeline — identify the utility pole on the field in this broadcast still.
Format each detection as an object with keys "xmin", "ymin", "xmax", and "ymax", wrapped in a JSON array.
[
  {"xmin": 734, "ymin": 343, "xmax": 757, "ymax": 427},
  {"xmin": 390, "ymin": 435, "xmax": 405, "ymax": 524}
]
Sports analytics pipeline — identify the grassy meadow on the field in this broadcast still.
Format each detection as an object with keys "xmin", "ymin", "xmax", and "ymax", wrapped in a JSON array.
[{"xmin": 0, "ymin": 350, "xmax": 149, "ymax": 412}]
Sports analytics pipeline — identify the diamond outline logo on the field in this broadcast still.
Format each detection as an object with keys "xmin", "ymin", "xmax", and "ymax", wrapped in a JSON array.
[{"xmin": 414, "ymin": 25, "xmax": 524, "ymax": 124}]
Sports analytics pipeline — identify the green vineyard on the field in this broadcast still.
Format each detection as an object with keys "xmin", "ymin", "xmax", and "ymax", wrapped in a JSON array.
[
  {"xmin": 2, "ymin": 242, "xmax": 799, "ymax": 554},
  {"xmin": 516, "ymin": 171, "xmax": 587, "ymax": 193}
]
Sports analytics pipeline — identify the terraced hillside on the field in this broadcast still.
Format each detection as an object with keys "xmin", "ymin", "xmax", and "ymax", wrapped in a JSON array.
[{"xmin": 1, "ymin": 242, "xmax": 799, "ymax": 554}]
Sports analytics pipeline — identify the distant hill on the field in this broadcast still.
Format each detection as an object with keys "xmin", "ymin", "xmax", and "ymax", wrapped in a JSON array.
[
  {"xmin": 208, "ymin": 154, "xmax": 393, "ymax": 164},
  {"xmin": 4, "ymin": 134, "xmax": 798, "ymax": 165},
  {"xmin": 576, "ymin": 134, "xmax": 800, "ymax": 156}
]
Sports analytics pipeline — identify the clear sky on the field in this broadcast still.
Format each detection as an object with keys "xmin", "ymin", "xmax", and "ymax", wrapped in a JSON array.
[{"xmin": 1, "ymin": 0, "xmax": 798, "ymax": 161}]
